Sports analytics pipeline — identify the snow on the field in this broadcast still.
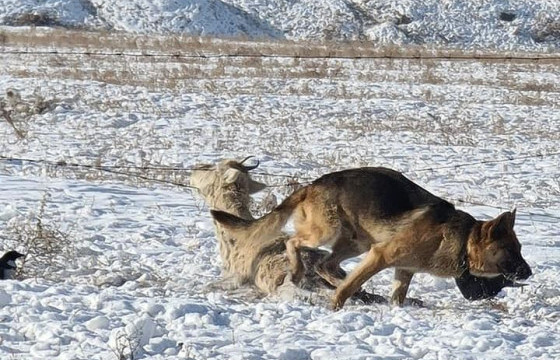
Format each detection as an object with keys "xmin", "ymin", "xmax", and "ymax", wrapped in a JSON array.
[
  {"xmin": 0, "ymin": 0, "xmax": 559, "ymax": 49},
  {"xmin": 0, "ymin": 1, "xmax": 560, "ymax": 359}
]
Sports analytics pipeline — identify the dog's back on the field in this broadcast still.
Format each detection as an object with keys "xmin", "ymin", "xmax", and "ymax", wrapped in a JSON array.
[
  {"xmin": 302, "ymin": 167, "xmax": 455, "ymax": 251},
  {"xmin": 312, "ymin": 167, "xmax": 453, "ymax": 220}
]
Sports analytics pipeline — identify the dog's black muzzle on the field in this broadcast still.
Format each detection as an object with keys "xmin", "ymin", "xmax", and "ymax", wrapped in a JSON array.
[
  {"xmin": 513, "ymin": 262, "xmax": 532, "ymax": 280},
  {"xmin": 503, "ymin": 257, "xmax": 532, "ymax": 281}
]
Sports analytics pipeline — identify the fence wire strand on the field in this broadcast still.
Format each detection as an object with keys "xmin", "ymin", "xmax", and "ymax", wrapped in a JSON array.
[
  {"xmin": 2, "ymin": 49, "xmax": 560, "ymax": 62},
  {"xmin": 1, "ymin": 153, "xmax": 559, "ymax": 221}
]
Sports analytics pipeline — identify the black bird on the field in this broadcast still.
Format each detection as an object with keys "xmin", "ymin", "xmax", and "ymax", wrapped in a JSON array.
[
  {"xmin": 455, "ymin": 272, "xmax": 523, "ymax": 300},
  {"xmin": 0, "ymin": 250, "xmax": 25, "ymax": 280}
]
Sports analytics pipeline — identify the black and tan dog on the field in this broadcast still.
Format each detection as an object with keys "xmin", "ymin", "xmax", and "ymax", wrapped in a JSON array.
[{"xmin": 212, "ymin": 167, "xmax": 532, "ymax": 309}]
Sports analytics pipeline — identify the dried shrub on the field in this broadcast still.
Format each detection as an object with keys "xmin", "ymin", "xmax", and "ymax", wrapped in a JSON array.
[
  {"xmin": 0, "ymin": 88, "xmax": 58, "ymax": 139},
  {"xmin": 110, "ymin": 328, "xmax": 142, "ymax": 360},
  {"xmin": 531, "ymin": 14, "xmax": 560, "ymax": 43},
  {"xmin": 4, "ymin": 11, "xmax": 61, "ymax": 27},
  {"xmin": 5, "ymin": 193, "xmax": 75, "ymax": 281}
]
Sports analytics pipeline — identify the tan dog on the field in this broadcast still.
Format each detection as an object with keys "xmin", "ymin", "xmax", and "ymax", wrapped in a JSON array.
[{"xmin": 211, "ymin": 167, "xmax": 532, "ymax": 309}]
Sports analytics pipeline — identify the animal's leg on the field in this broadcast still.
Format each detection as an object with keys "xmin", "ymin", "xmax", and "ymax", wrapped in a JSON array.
[
  {"xmin": 285, "ymin": 235, "xmax": 306, "ymax": 284},
  {"xmin": 332, "ymin": 245, "xmax": 389, "ymax": 310},
  {"xmin": 313, "ymin": 242, "xmax": 386, "ymax": 304},
  {"xmin": 287, "ymin": 211, "xmax": 342, "ymax": 285},
  {"xmin": 315, "ymin": 236, "xmax": 360, "ymax": 287},
  {"xmin": 391, "ymin": 269, "xmax": 414, "ymax": 306}
]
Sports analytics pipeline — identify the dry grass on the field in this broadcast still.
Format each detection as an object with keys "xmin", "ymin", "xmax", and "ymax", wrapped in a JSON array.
[
  {"xmin": 531, "ymin": 14, "xmax": 560, "ymax": 43},
  {"xmin": 110, "ymin": 326, "xmax": 143, "ymax": 360},
  {"xmin": 4, "ymin": 55, "xmax": 558, "ymax": 111},
  {"xmin": 17, "ymin": 154, "xmax": 192, "ymax": 191},
  {"xmin": 0, "ymin": 88, "xmax": 56, "ymax": 140},
  {"xmin": 1, "ymin": 28, "xmax": 559, "ymax": 62},
  {"xmin": 2, "ymin": 28, "xmax": 559, "ymax": 99},
  {"xmin": 4, "ymin": 193, "xmax": 75, "ymax": 281},
  {"xmin": 1, "ymin": 28, "xmax": 559, "ymax": 154},
  {"xmin": 2, "ymin": 31, "xmax": 558, "ymax": 104},
  {"xmin": 0, "ymin": 101, "xmax": 25, "ymax": 139}
]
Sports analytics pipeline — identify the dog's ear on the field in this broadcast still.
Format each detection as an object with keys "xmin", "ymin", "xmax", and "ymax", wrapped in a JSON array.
[
  {"xmin": 499, "ymin": 210, "xmax": 516, "ymax": 228},
  {"xmin": 489, "ymin": 210, "xmax": 516, "ymax": 238}
]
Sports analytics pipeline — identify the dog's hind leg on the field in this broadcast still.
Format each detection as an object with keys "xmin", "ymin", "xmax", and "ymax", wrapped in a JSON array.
[
  {"xmin": 286, "ymin": 204, "xmax": 344, "ymax": 285},
  {"xmin": 285, "ymin": 226, "xmax": 341, "ymax": 284},
  {"xmin": 332, "ymin": 244, "xmax": 390, "ymax": 310},
  {"xmin": 315, "ymin": 234, "xmax": 360, "ymax": 287}
]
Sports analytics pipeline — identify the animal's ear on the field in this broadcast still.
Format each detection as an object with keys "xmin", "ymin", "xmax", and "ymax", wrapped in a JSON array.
[
  {"xmin": 490, "ymin": 210, "xmax": 515, "ymax": 238},
  {"xmin": 223, "ymin": 168, "xmax": 241, "ymax": 185},
  {"xmin": 248, "ymin": 179, "xmax": 267, "ymax": 194},
  {"xmin": 497, "ymin": 210, "xmax": 516, "ymax": 228}
]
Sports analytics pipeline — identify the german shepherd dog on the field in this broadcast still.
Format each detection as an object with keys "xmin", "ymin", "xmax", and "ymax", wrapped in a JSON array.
[{"xmin": 212, "ymin": 167, "xmax": 532, "ymax": 310}]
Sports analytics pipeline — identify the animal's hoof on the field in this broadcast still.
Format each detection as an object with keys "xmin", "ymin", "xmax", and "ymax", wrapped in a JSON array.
[{"xmin": 390, "ymin": 295, "xmax": 404, "ymax": 307}]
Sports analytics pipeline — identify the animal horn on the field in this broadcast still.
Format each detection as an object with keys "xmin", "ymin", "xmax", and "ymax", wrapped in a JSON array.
[
  {"xmin": 239, "ymin": 156, "xmax": 259, "ymax": 171},
  {"xmin": 239, "ymin": 156, "xmax": 254, "ymax": 164}
]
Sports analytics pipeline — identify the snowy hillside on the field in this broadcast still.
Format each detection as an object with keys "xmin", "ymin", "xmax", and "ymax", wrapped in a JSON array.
[{"xmin": 0, "ymin": 0, "xmax": 559, "ymax": 50}]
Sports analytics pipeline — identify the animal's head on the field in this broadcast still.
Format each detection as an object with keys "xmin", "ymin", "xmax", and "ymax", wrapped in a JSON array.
[
  {"xmin": 1, "ymin": 250, "xmax": 25, "ymax": 264},
  {"xmin": 467, "ymin": 209, "xmax": 532, "ymax": 281},
  {"xmin": 190, "ymin": 156, "xmax": 267, "ymax": 204}
]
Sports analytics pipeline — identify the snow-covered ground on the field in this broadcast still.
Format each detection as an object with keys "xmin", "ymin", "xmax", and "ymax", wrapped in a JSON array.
[
  {"xmin": 0, "ymin": 2, "xmax": 559, "ymax": 358},
  {"xmin": 0, "ymin": 0, "xmax": 559, "ymax": 50},
  {"xmin": 1, "ymin": 33, "xmax": 559, "ymax": 358}
]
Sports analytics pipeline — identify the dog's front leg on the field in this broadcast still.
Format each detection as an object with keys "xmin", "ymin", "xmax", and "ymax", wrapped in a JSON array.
[{"xmin": 391, "ymin": 269, "xmax": 414, "ymax": 306}]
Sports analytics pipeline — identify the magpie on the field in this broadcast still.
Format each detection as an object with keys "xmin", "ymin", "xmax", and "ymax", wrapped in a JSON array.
[
  {"xmin": 455, "ymin": 271, "xmax": 524, "ymax": 300},
  {"xmin": 0, "ymin": 250, "xmax": 25, "ymax": 280}
]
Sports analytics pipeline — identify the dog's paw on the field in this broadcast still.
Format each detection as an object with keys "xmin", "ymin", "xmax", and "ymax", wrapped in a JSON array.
[
  {"xmin": 330, "ymin": 291, "xmax": 348, "ymax": 311},
  {"xmin": 330, "ymin": 298, "xmax": 343, "ymax": 311}
]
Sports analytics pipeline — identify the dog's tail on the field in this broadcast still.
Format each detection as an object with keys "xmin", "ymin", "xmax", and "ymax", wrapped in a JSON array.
[{"xmin": 211, "ymin": 187, "xmax": 308, "ymax": 242}]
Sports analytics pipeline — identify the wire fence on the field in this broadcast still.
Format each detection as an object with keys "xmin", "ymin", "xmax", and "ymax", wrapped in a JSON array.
[
  {"xmin": 5, "ymin": 150, "xmax": 560, "ymax": 176},
  {"xmin": 2, "ymin": 48, "xmax": 560, "ymax": 62},
  {"xmin": 1, "ymin": 152, "xmax": 559, "ymax": 221},
  {"xmin": 0, "ymin": 154, "xmax": 197, "ymax": 189}
]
